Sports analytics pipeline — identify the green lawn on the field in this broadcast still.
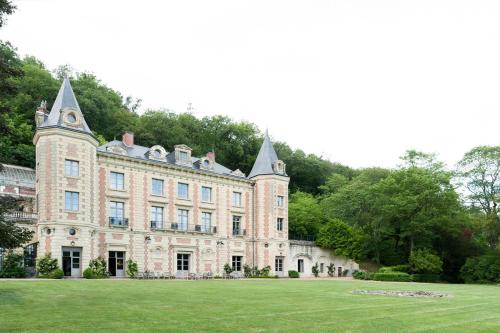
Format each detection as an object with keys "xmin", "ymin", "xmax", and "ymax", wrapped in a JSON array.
[{"xmin": 1, "ymin": 279, "xmax": 499, "ymax": 333}]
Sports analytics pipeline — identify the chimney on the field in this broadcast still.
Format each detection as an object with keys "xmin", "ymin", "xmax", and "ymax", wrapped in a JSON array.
[
  {"xmin": 35, "ymin": 100, "xmax": 47, "ymax": 127},
  {"xmin": 207, "ymin": 151, "xmax": 215, "ymax": 163},
  {"xmin": 122, "ymin": 132, "xmax": 134, "ymax": 147}
]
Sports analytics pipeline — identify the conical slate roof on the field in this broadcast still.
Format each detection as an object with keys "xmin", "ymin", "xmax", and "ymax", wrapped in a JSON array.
[
  {"xmin": 248, "ymin": 131, "xmax": 280, "ymax": 178},
  {"xmin": 41, "ymin": 78, "xmax": 92, "ymax": 134}
]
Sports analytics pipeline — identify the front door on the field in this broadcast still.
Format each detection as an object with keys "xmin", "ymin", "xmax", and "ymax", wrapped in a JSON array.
[
  {"xmin": 338, "ymin": 266, "xmax": 343, "ymax": 277},
  {"xmin": 275, "ymin": 257, "xmax": 284, "ymax": 277},
  {"xmin": 109, "ymin": 251, "xmax": 125, "ymax": 277},
  {"xmin": 177, "ymin": 253, "xmax": 189, "ymax": 276},
  {"xmin": 62, "ymin": 247, "xmax": 81, "ymax": 277}
]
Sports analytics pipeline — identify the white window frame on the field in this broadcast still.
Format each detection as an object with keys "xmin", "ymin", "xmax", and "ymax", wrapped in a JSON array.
[
  {"xmin": 64, "ymin": 160, "xmax": 79, "ymax": 177},
  {"xmin": 109, "ymin": 201, "xmax": 124, "ymax": 223},
  {"xmin": 177, "ymin": 182, "xmax": 189, "ymax": 199},
  {"xmin": 177, "ymin": 209, "xmax": 189, "ymax": 231},
  {"xmin": 151, "ymin": 206, "xmax": 164, "ymax": 229},
  {"xmin": 151, "ymin": 178, "xmax": 164, "ymax": 196},
  {"xmin": 277, "ymin": 217, "xmax": 284, "ymax": 231},
  {"xmin": 110, "ymin": 171, "xmax": 124, "ymax": 190},
  {"xmin": 201, "ymin": 212, "xmax": 212, "ymax": 232},
  {"xmin": 232, "ymin": 256, "xmax": 242, "ymax": 272},
  {"xmin": 232, "ymin": 192, "xmax": 242, "ymax": 207},
  {"xmin": 65, "ymin": 191, "xmax": 79, "ymax": 211},
  {"xmin": 277, "ymin": 195, "xmax": 284, "ymax": 207},
  {"xmin": 201, "ymin": 186, "xmax": 212, "ymax": 203}
]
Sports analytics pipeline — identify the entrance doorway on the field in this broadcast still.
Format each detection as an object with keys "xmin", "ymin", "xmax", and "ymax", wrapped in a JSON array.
[
  {"xmin": 62, "ymin": 247, "xmax": 81, "ymax": 277},
  {"xmin": 337, "ymin": 266, "xmax": 343, "ymax": 277},
  {"xmin": 109, "ymin": 251, "xmax": 125, "ymax": 277},
  {"xmin": 177, "ymin": 253, "xmax": 190, "ymax": 274},
  {"xmin": 275, "ymin": 257, "xmax": 284, "ymax": 277},
  {"xmin": 298, "ymin": 259, "xmax": 304, "ymax": 273}
]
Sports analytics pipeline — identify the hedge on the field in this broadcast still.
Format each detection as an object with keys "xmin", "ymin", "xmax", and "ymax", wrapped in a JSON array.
[
  {"xmin": 288, "ymin": 270, "xmax": 299, "ymax": 278},
  {"xmin": 373, "ymin": 272, "xmax": 411, "ymax": 282},
  {"xmin": 411, "ymin": 274, "xmax": 440, "ymax": 283},
  {"xmin": 378, "ymin": 265, "xmax": 410, "ymax": 273},
  {"xmin": 352, "ymin": 271, "xmax": 374, "ymax": 280}
]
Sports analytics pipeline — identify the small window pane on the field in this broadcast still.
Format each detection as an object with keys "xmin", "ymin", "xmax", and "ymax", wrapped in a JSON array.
[
  {"xmin": 64, "ymin": 160, "xmax": 79, "ymax": 177},
  {"xmin": 201, "ymin": 186, "xmax": 212, "ymax": 202},
  {"xmin": 177, "ymin": 209, "xmax": 189, "ymax": 231},
  {"xmin": 232, "ymin": 192, "xmax": 242, "ymax": 207},
  {"xmin": 110, "ymin": 172, "xmax": 124, "ymax": 190},
  {"xmin": 151, "ymin": 178, "xmax": 164, "ymax": 196},
  {"xmin": 177, "ymin": 183, "xmax": 189, "ymax": 199},
  {"xmin": 65, "ymin": 191, "xmax": 79, "ymax": 211},
  {"xmin": 277, "ymin": 196, "xmax": 284, "ymax": 207}
]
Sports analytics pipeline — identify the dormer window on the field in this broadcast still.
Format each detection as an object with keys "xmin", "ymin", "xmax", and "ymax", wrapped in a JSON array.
[
  {"xmin": 273, "ymin": 160, "xmax": 286, "ymax": 175},
  {"xmin": 62, "ymin": 107, "xmax": 80, "ymax": 126},
  {"xmin": 174, "ymin": 145, "xmax": 192, "ymax": 166},
  {"xmin": 147, "ymin": 145, "xmax": 167, "ymax": 161}
]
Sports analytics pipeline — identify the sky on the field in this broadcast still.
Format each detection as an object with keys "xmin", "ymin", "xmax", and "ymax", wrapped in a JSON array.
[{"xmin": 1, "ymin": 0, "xmax": 499, "ymax": 169}]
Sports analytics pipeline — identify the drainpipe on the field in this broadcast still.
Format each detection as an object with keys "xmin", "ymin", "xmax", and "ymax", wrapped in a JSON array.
[{"xmin": 251, "ymin": 182, "xmax": 256, "ymax": 268}]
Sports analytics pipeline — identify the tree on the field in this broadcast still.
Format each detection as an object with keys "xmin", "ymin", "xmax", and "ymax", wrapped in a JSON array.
[
  {"xmin": 409, "ymin": 249, "xmax": 443, "ymax": 274},
  {"xmin": 457, "ymin": 146, "xmax": 500, "ymax": 249},
  {"xmin": 316, "ymin": 218, "xmax": 364, "ymax": 260},
  {"xmin": 288, "ymin": 192, "xmax": 323, "ymax": 239},
  {"xmin": 0, "ymin": 196, "xmax": 34, "ymax": 249},
  {"xmin": 0, "ymin": 0, "xmax": 15, "ymax": 28}
]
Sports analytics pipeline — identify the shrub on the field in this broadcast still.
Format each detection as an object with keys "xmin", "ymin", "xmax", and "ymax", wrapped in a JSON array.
[
  {"xmin": 223, "ymin": 263, "xmax": 233, "ymax": 275},
  {"xmin": 312, "ymin": 262, "xmax": 319, "ymax": 277},
  {"xmin": 352, "ymin": 271, "xmax": 374, "ymax": 280},
  {"xmin": 411, "ymin": 274, "xmax": 440, "ymax": 283},
  {"xmin": 327, "ymin": 263, "xmax": 335, "ymax": 277},
  {"xmin": 460, "ymin": 254, "xmax": 500, "ymax": 284},
  {"xmin": 373, "ymin": 272, "xmax": 411, "ymax": 282},
  {"xmin": 342, "ymin": 269, "xmax": 349, "ymax": 277},
  {"xmin": 85, "ymin": 257, "xmax": 109, "ymax": 278},
  {"xmin": 288, "ymin": 270, "xmax": 299, "ymax": 278},
  {"xmin": 83, "ymin": 267, "xmax": 94, "ymax": 279},
  {"xmin": 409, "ymin": 249, "xmax": 443, "ymax": 274},
  {"xmin": 378, "ymin": 265, "xmax": 410, "ymax": 273},
  {"xmin": 36, "ymin": 253, "xmax": 58, "ymax": 277},
  {"xmin": 260, "ymin": 265, "xmax": 271, "ymax": 277},
  {"xmin": 0, "ymin": 251, "xmax": 26, "ymax": 278},
  {"xmin": 126, "ymin": 259, "xmax": 138, "ymax": 278},
  {"xmin": 243, "ymin": 264, "xmax": 252, "ymax": 278},
  {"xmin": 50, "ymin": 268, "xmax": 64, "ymax": 279}
]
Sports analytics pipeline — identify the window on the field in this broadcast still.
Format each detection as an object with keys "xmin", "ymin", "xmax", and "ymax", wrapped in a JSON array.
[
  {"xmin": 201, "ymin": 186, "xmax": 212, "ymax": 202},
  {"xmin": 298, "ymin": 259, "xmax": 304, "ymax": 273},
  {"xmin": 232, "ymin": 192, "xmax": 242, "ymax": 207},
  {"xmin": 65, "ymin": 191, "xmax": 79, "ymax": 211},
  {"xmin": 151, "ymin": 206, "xmax": 164, "ymax": 229},
  {"xmin": 64, "ymin": 160, "xmax": 79, "ymax": 177},
  {"xmin": 177, "ymin": 253, "xmax": 189, "ymax": 271},
  {"xmin": 201, "ymin": 212, "xmax": 212, "ymax": 232},
  {"xmin": 232, "ymin": 256, "xmax": 242, "ymax": 272},
  {"xmin": 277, "ymin": 195, "xmax": 284, "ymax": 207},
  {"xmin": 109, "ymin": 201, "xmax": 124, "ymax": 224},
  {"xmin": 179, "ymin": 151, "xmax": 189, "ymax": 162},
  {"xmin": 110, "ymin": 172, "xmax": 124, "ymax": 190},
  {"xmin": 277, "ymin": 217, "xmax": 284, "ymax": 231},
  {"xmin": 320, "ymin": 263, "xmax": 324, "ymax": 273},
  {"xmin": 151, "ymin": 178, "xmax": 164, "ymax": 196},
  {"xmin": 177, "ymin": 182, "xmax": 189, "ymax": 199},
  {"xmin": 177, "ymin": 209, "xmax": 189, "ymax": 231},
  {"xmin": 232, "ymin": 216, "xmax": 241, "ymax": 236},
  {"xmin": 275, "ymin": 257, "xmax": 283, "ymax": 272}
]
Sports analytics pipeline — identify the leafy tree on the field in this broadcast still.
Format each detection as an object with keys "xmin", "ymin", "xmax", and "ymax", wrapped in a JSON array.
[
  {"xmin": 288, "ymin": 192, "xmax": 323, "ymax": 239},
  {"xmin": 316, "ymin": 218, "xmax": 365, "ymax": 260},
  {"xmin": 0, "ymin": 251, "xmax": 25, "ymax": 278},
  {"xmin": 409, "ymin": 249, "xmax": 443, "ymax": 274},
  {"xmin": 457, "ymin": 146, "xmax": 500, "ymax": 249},
  {"xmin": 0, "ymin": 196, "xmax": 34, "ymax": 249},
  {"xmin": 0, "ymin": 0, "xmax": 15, "ymax": 28}
]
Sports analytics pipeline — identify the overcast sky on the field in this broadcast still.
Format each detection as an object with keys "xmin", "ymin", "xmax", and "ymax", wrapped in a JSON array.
[{"xmin": 1, "ymin": 0, "xmax": 499, "ymax": 169}]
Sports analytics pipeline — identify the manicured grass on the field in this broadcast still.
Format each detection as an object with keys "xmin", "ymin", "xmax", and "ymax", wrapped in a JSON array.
[{"xmin": 1, "ymin": 279, "xmax": 500, "ymax": 333}]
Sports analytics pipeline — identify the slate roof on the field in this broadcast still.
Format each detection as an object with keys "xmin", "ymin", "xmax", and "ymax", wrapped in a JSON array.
[
  {"xmin": 40, "ymin": 78, "xmax": 92, "ymax": 134},
  {"xmin": 97, "ymin": 140, "xmax": 241, "ymax": 179},
  {"xmin": 248, "ymin": 131, "xmax": 281, "ymax": 178},
  {"xmin": 0, "ymin": 164, "xmax": 36, "ymax": 188}
]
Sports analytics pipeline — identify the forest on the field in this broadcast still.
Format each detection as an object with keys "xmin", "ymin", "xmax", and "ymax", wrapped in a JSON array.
[{"xmin": 0, "ymin": 3, "xmax": 498, "ymax": 283}]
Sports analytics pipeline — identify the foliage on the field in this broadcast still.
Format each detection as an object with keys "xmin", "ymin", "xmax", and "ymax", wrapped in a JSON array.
[
  {"xmin": 243, "ymin": 264, "xmax": 252, "ymax": 278},
  {"xmin": 49, "ymin": 268, "xmax": 64, "ymax": 279},
  {"xmin": 126, "ymin": 259, "xmax": 138, "ymax": 278},
  {"xmin": 312, "ymin": 262, "xmax": 319, "ymax": 277},
  {"xmin": 373, "ymin": 272, "xmax": 411, "ymax": 282},
  {"xmin": 259, "ymin": 266, "xmax": 271, "ymax": 277},
  {"xmin": 0, "ymin": 196, "xmax": 34, "ymax": 249},
  {"xmin": 223, "ymin": 263, "xmax": 233, "ymax": 275},
  {"xmin": 411, "ymin": 274, "xmax": 440, "ymax": 283},
  {"xmin": 409, "ymin": 249, "xmax": 443, "ymax": 274},
  {"xmin": 83, "ymin": 268, "xmax": 94, "ymax": 279},
  {"xmin": 36, "ymin": 253, "xmax": 58, "ymax": 277},
  {"xmin": 288, "ymin": 191, "xmax": 323, "ymax": 239},
  {"xmin": 460, "ymin": 254, "xmax": 500, "ymax": 284},
  {"xmin": 0, "ymin": 251, "xmax": 26, "ymax": 278},
  {"xmin": 327, "ymin": 263, "xmax": 335, "ymax": 277},
  {"xmin": 0, "ymin": 0, "xmax": 15, "ymax": 28},
  {"xmin": 316, "ymin": 218, "xmax": 364, "ymax": 259},
  {"xmin": 86, "ymin": 257, "xmax": 109, "ymax": 278},
  {"xmin": 288, "ymin": 270, "xmax": 299, "ymax": 278},
  {"xmin": 352, "ymin": 271, "xmax": 374, "ymax": 280},
  {"xmin": 378, "ymin": 265, "xmax": 410, "ymax": 273}
]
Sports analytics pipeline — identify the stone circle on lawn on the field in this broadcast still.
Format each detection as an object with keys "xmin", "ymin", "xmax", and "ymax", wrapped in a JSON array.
[{"xmin": 352, "ymin": 290, "xmax": 449, "ymax": 298}]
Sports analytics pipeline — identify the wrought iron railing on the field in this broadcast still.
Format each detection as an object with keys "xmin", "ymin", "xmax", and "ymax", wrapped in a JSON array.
[
  {"xmin": 109, "ymin": 217, "xmax": 129, "ymax": 227},
  {"xmin": 4, "ymin": 211, "xmax": 38, "ymax": 221}
]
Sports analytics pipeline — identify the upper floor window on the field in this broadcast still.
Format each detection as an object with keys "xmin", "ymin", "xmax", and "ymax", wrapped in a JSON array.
[
  {"xmin": 177, "ymin": 209, "xmax": 189, "ymax": 231},
  {"xmin": 110, "ymin": 172, "xmax": 124, "ymax": 190},
  {"xmin": 177, "ymin": 182, "xmax": 189, "ymax": 199},
  {"xmin": 64, "ymin": 160, "xmax": 79, "ymax": 177},
  {"xmin": 277, "ymin": 195, "xmax": 284, "ymax": 207},
  {"xmin": 179, "ymin": 151, "xmax": 189, "ymax": 163},
  {"xmin": 277, "ymin": 217, "xmax": 284, "ymax": 231},
  {"xmin": 151, "ymin": 178, "xmax": 164, "ymax": 196},
  {"xmin": 151, "ymin": 206, "xmax": 164, "ymax": 229},
  {"xmin": 232, "ymin": 216, "xmax": 242, "ymax": 236},
  {"xmin": 109, "ymin": 201, "xmax": 125, "ymax": 225},
  {"xmin": 201, "ymin": 212, "xmax": 212, "ymax": 232},
  {"xmin": 232, "ymin": 192, "xmax": 242, "ymax": 207},
  {"xmin": 65, "ymin": 191, "xmax": 79, "ymax": 211},
  {"xmin": 201, "ymin": 186, "xmax": 212, "ymax": 202}
]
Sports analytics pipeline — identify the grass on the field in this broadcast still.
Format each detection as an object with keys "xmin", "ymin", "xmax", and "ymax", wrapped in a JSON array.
[{"xmin": 1, "ymin": 279, "xmax": 500, "ymax": 333}]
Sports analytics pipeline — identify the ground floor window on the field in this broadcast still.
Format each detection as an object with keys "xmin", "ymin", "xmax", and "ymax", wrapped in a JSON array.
[
  {"xmin": 177, "ymin": 253, "xmax": 189, "ymax": 271},
  {"xmin": 275, "ymin": 257, "xmax": 284, "ymax": 272},
  {"xmin": 232, "ymin": 256, "xmax": 242, "ymax": 271},
  {"xmin": 298, "ymin": 259, "xmax": 304, "ymax": 273},
  {"xmin": 24, "ymin": 243, "xmax": 37, "ymax": 268},
  {"xmin": 109, "ymin": 251, "xmax": 125, "ymax": 277}
]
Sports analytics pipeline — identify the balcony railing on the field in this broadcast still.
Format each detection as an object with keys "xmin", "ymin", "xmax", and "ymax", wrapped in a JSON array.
[
  {"xmin": 164, "ymin": 223, "xmax": 216, "ymax": 234},
  {"xmin": 109, "ymin": 217, "xmax": 129, "ymax": 227},
  {"xmin": 4, "ymin": 211, "xmax": 38, "ymax": 222},
  {"xmin": 232, "ymin": 228, "xmax": 246, "ymax": 236}
]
